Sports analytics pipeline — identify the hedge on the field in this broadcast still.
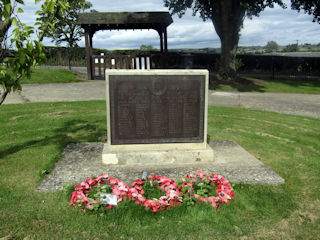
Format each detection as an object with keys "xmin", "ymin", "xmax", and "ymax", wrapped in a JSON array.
[{"xmin": 42, "ymin": 47, "xmax": 320, "ymax": 76}]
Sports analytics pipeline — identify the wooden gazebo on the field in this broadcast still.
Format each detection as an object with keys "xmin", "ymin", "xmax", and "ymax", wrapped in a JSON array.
[{"xmin": 78, "ymin": 12, "xmax": 173, "ymax": 80}]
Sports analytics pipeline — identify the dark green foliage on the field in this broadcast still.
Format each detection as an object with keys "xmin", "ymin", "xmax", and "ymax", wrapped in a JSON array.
[
  {"xmin": 143, "ymin": 181, "xmax": 165, "ymax": 200},
  {"xmin": 0, "ymin": 0, "xmax": 71, "ymax": 105},
  {"xmin": 265, "ymin": 41, "xmax": 279, "ymax": 53},
  {"xmin": 164, "ymin": 0, "xmax": 286, "ymax": 20},
  {"xmin": 87, "ymin": 181, "xmax": 112, "ymax": 200},
  {"xmin": 193, "ymin": 179, "xmax": 218, "ymax": 198},
  {"xmin": 291, "ymin": 0, "xmax": 320, "ymax": 23},
  {"xmin": 140, "ymin": 44, "xmax": 158, "ymax": 52},
  {"xmin": 42, "ymin": 46, "xmax": 157, "ymax": 66},
  {"xmin": 43, "ymin": 47, "xmax": 320, "ymax": 76},
  {"xmin": 163, "ymin": 0, "xmax": 318, "ymax": 81},
  {"xmin": 283, "ymin": 43, "xmax": 299, "ymax": 52},
  {"xmin": 37, "ymin": 0, "xmax": 92, "ymax": 47}
]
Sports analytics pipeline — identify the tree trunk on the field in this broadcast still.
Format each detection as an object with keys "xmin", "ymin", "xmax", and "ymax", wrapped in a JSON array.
[
  {"xmin": 0, "ymin": 90, "xmax": 8, "ymax": 106},
  {"xmin": 211, "ymin": 0, "xmax": 246, "ymax": 81},
  {"xmin": 68, "ymin": 47, "xmax": 72, "ymax": 70}
]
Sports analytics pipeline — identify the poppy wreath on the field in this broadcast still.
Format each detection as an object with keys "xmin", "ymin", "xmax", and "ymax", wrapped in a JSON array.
[
  {"xmin": 70, "ymin": 174, "xmax": 129, "ymax": 211},
  {"xmin": 179, "ymin": 171, "xmax": 235, "ymax": 209},
  {"xmin": 128, "ymin": 175, "xmax": 182, "ymax": 212}
]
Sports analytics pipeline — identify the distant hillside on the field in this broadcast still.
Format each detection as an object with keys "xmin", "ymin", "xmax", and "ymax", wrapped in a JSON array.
[{"xmin": 169, "ymin": 43, "xmax": 320, "ymax": 55}]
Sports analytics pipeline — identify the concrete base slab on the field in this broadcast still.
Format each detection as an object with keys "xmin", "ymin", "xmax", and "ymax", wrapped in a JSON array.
[
  {"xmin": 102, "ymin": 144, "xmax": 214, "ymax": 165},
  {"xmin": 37, "ymin": 140, "xmax": 285, "ymax": 191}
]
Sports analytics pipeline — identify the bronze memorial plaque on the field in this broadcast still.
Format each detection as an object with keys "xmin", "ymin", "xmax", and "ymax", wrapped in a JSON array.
[{"xmin": 109, "ymin": 75, "xmax": 205, "ymax": 144}]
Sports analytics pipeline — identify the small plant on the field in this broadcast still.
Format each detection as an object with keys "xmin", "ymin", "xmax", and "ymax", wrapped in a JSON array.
[
  {"xmin": 88, "ymin": 180, "xmax": 112, "ymax": 199},
  {"xmin": 128, "ymin": 175, "xmax": 182, "ymax": 212},
  {"xmin": 193, "ymin": 179, "xmax": 218, "ymax": 198},
  {"xmin": 177, "ymin": 171, "xmax": 235, "ymax": 209},
  {"xmin": 87, "ymin": 180, "xmax": 113, "ymax": 211},
  {"xmin": 143, "ymin": 180, "xmax": 166, "ymax": 200},
  {"xmin": 177, "ymin": 177, "xmax": 197, "ymax": 206},
  {"xmin": 69, "ymin": 174, "xmax": 129, "ymax": 211}
]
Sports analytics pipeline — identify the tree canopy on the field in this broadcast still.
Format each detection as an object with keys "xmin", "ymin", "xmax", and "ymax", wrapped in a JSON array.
[
  {"xmin": 164, "ymin": 0, "xmax": 286, "ymax": 81},
  {"xmin": 265, "ymin": 41, "xmax": 279, "ymax": 53},
  {"xmin": 163, "ymin": 0, "xmax": 318, "ymax": 81},
  {"xmin": 0, "ymin": 0, "xmax": 70, "ymax": 106},
  {"xmin": 37, "ymin": 0, "xmax": 92, "ymax": 48},
  {"xmin": 291, "ymin": 0, "xmax": 320, "ymax": 23}
]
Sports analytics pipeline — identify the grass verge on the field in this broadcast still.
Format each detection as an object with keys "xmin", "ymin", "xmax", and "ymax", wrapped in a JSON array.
[
  {"xmin": 211, "ymin": 76, "xmax": 320, "ymax": 94},
  {"xmin": 20, "ymin": 68, "xmax": 87, "ymax": 84},
  {"xmin": 0, "ymin": 101, "xmax": 319, "ymax": 239}
]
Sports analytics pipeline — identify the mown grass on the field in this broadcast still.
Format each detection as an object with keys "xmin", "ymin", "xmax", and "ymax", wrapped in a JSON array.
[
  {"xmin": 20, "ymin": 68, "xmax": 320, "ymax": 94},
  {"xmin": 212, "ymin": 76, "xmax": 320, "ymax": 94},
  {"xmin": 0, "ymin": 101, "xmax": 319, "ymax": 239},
  {"xmin": 20, "ymin": 68, "xmax": 87, "ymax": 84}
]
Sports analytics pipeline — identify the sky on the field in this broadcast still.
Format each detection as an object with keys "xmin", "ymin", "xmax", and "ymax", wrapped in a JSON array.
[{"xmin": 19, "ymin": 0, "xmax": 320, "ymax": 50}]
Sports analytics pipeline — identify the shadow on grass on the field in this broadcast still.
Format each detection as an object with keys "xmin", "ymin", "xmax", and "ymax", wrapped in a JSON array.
[
  {"xmin": 211, "ymin": 75, "xmax": 320, "ymax": 93},
  {"xmin": 262, "ymin": 76, "xmax": 320, "ymax": 88},
  {"xmin": 211, "ymin": 77, "xmax": 267, "ymax": 92},
  {"xmin": 0, "ymin": 119, "xmax": 105, "ymax": 164}
]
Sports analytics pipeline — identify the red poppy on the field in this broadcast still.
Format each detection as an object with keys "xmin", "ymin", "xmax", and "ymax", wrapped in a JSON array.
[{"xmin": 70, "ymin": 174, "xmax": 129, "ymax": 211}]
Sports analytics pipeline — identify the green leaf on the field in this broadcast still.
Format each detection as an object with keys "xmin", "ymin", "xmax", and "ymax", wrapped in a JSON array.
[
  {"xmin": 5, "ymin": 3, "xmax": 12, "ymax": 15},
  {"xmin": 17, "ymin": 8, "xmax": 24, "ymax": 13},
  {"xmin": 197, "ymin": 190, "xmax": 203, "ymax": 195},
  {"xmin": 47, "ymin": 1, "xmax": 55, "ymax": 13},
  {"xmin": 19, "ymin": 53, "xmax": 26, "ymax": 64},
  {"xmin": 181, "ymin": 187, "xmax": 188, "ymax": 192},
  {"xmin": 12, "ymin": 18, "xmax": 19, "ymax": 28},
  {"xmin": 58, "ymin": 1, "xmax": 68, "ymax": 10}
]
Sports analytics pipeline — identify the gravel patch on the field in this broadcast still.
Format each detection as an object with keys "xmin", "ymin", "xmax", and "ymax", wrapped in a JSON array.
[{"xmin": 37, "ymin": 141, "xmax": 284, "ymax": 191}]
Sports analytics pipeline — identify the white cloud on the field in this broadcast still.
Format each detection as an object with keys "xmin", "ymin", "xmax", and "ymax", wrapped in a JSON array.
[
  {"xmin": 240, "ymin": 2, "xmax": 319, "ymax": 46},
  {"xmin": 18, "ymin": 0, "xmax": 320, "ymax": 49}
]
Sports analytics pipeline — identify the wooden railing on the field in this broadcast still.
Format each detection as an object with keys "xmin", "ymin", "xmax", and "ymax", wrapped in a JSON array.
[{"xmin": 91, "ymin": 55, "xmax": 151, "ymax": 80}]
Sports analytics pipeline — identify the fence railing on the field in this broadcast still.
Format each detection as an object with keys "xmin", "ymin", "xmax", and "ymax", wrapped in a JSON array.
[{"xmin": 91, "ymin": 55, "xmax": 151, "ymax": 80}]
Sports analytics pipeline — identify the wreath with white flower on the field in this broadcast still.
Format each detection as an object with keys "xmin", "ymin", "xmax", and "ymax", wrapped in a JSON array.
[
  {"xmin": 177, "ymin": 171, "xmax": 235, "ymax": 209},
  {"xmin": 128, "ymin": 175, "xmax": 182, "ymax": 212},
  {"xmin": 69, "ymin": 174, "xmax": 129, "ymax": 211},
  {"xmin": 70, "ymin": 172, "xmax": 235, "ymax": 212}
]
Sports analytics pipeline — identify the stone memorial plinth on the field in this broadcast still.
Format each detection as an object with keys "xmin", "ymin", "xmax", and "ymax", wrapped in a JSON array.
[{"xmin": 102, "ymin": 69, "xmax": 214, "ymax": 165}]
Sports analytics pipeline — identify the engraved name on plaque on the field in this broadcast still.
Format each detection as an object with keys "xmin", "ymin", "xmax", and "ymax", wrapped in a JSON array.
[{"xmin": 109, "ymin": 74, "xmax": 205, "ymax": 145}]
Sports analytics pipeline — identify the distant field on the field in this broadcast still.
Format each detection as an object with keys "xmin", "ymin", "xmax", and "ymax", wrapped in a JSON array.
[{"xmin": 20, "ymin": 68, "xmax": 87, "ymax": 84}]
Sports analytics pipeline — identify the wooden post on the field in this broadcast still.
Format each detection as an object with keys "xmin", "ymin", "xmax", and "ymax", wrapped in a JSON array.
[
  {"xmin": 85, "ymin": 30, "xmax": 93, "ymax": 80},
  {"xmin": 164, "ymin": 28, "xmax": 168, "ymax": 52},
  {"xmin": 159, "ymin": 30, "xmax": 164, "ymax": 53},
  {"xmin": 98, "ymin": 57, "xmax": 101, "ymax": 77},
  {"xmin": 89, "ymin": 33, "xmax": 94, "ymax": 79}
]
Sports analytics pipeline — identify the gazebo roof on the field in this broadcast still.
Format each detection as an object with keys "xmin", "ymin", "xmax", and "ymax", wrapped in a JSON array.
[{"xmin": 78, "ymin": 11, "xmax": 173, "ymax": 31}]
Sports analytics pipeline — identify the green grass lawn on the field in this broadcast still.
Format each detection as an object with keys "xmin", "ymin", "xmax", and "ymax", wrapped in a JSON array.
[
  {"xmin": 211, "ymin": 76, "xmax": 320, "ymax": 94},
  {"xmin": 20, "ymin": 68, "xmax": 87, "ymax": 84},
  {"xmin": 0, "ymin": 101, "xmax": 319, "ymax": 239},
  {"xmin": 20, "ymin": 69, "xmax": 320, "ymax": 94}
]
